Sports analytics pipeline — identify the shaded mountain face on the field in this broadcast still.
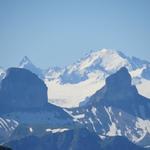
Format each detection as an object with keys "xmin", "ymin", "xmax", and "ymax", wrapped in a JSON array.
[
  {"xmin": 67, "ymin": 67, "xmax": 150, "ymax": 147},
  {"xmin": 0, "ymin": 68, "xmax": 75, "ymax": 144},
  {"xmin": 102, "ymin": 136, "xmax": 146, "ymax": 150},
  {"xmin": 0, "ymin": 68, "xmax": 47, "ymax": 112},
  {"xmin": 0, "ymin": 67, "xmax": 73, "ymax": 117},
  {"xmin": 5, "ymin": 128, "xmax": 146, "ymax": 150},
  {"xmin": 86, "ymin": 67, "xmax": 150, "ymax": 119}
]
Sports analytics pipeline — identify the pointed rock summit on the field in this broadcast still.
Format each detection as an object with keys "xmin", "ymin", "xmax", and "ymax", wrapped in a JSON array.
[
  {"xmin": 19, "ymin": 56, "xmax": 32, "ymax": 67},
  {"xmin": 106, "ymin": 67, "xmax": 131, "ymax": 90},
  {"xmin": 105, "ymin": 67, "xmax": 138, "ymax": 101},
  {"xmin": 19, "ymin": 56, "xmax": 43, "ymax": 79}
]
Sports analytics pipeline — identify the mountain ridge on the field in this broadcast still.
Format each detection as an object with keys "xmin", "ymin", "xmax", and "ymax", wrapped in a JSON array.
[
  {"xmin": 44, "ymin": 49, "xmax": 150, "ymax": 107},
  {"xmin": 0, "ymin": 68, "xmax": 75, "ymax": 143},
  {"xmin": 0, "ymin": 66, "xmax": 149, "ymax": 149},
  {"xmin": 1, "ymin": 49, "xmax": 150, "ymax": 108},
  {"xmin": 66, "ymin": 67, "xmax": 150, "ymax": 147}
]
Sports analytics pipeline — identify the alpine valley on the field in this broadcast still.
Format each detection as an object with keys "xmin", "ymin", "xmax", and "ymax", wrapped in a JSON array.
[{"xmin": 0, "ymin": 49, "xmax": 150, "ymax": 150}]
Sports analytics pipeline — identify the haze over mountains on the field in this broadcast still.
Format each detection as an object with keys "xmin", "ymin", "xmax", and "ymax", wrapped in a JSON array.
[
  {"xmin": 0, "ymin": 67, "xmax": 149, "ymax": 150},
  {"xmin": 0, "ymin": 48, "xmax": 150, "ymax": 150},
  {"xmin": 1, "ymin": 49, "xmax": 150, "ymax": 107}
]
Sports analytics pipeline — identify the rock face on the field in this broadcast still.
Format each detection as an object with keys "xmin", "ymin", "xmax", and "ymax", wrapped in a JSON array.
[
  {"xmin": 68, "ymin": 67, "xmax": 150, "ymax": 147},
  {"xmin": 87, "ymin": 67, "xmax": 150, "ymax": 119},
  {"xmin": 105, "ymin": 67, "xmax": 135, "ymax": 96},
  {"xmin": 0, "ymin": 68, "xmax": 47, "ymax": 111},
  {"xmin": 0, "ymin": 68, "xmax": 75, "ymax": 144},
  {"xmin": 94, "ymin": 67, "xmax": 137, "ymax": 102},
  {"xmin": 100, "ymin": 67, "xmax": 138, "ymax": 104}
]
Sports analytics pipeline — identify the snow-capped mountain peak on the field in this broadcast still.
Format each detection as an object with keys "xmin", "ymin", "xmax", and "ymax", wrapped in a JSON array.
[
  {"xmin": 19, "ymin": 56, "xmax": 32, "ymax": 68},
  {"xmin": 64, "ymin": 48, "xmax": 133, "ymax": 79},
  {"xmin": 77, "ymin": 49, "xmax": 131, "ymax": 72},
  {"xmin": 45, "ymin": 48, "xmax": 150, "ymax": 108},
  {"xmin": 18, "ymin": 56, "xmax": 44, "ymax": 79}
]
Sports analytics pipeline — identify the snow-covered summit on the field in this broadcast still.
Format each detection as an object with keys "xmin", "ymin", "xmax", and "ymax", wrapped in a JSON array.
[
  {"xmin": 50, "ymin": 49, "xmax": 149, "ymax": 84},
  {"xmin": 68, "ymin": 49, "xmax": 131, "ymax": 73},
  {"xmin": 66, "ymin": 48, "xmax": 150, "ymax": 75},
  {"xmin": 45, "ymin": 48, "xmax": 150, "ymax": 108},
  {"xmin": 1, "ymin": 49, "xmax": 149, "ymax": 108},
  {"xmin": 19, "ymin": 56, "xmax": 44, "ymax": 78}
]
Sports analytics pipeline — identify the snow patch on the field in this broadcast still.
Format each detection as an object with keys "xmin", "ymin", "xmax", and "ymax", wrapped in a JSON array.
[
  {"xmin": 29, "ymin": 127, "xmax": 33, "ymax": 133},
  {"xmin": 91, "ymin": 107, "xmax": 97, "ymax": 116},
  {"xmin": 45, "ymin": 128, "xmax": 69, "ymax": 133}
]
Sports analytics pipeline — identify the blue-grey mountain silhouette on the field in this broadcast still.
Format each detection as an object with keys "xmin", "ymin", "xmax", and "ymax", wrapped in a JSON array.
[
  {"xmin": 0, "ymin": 68, "xmax": 47, "ymax": 111},
  {"xmin": 68, "ymin": 67, "xmax": 150, "ymax": 147},
  {"xmin": 0, "ymin": 68, "xmax": 74, "ymax": 143}
]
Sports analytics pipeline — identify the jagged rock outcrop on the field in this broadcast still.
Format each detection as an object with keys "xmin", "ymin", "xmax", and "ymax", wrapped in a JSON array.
[
  {"xmin": 87, "ymin": 67, "xmax": 150, "ymax": 119},
  {"xmin": 67, "ymin": 67, "xmax": 150, "ymax": 147}
]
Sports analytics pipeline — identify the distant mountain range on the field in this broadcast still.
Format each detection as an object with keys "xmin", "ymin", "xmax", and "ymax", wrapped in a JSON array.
[
  {"xmin": 0, "ymin": 49, "xmax": 150, "ymax": 149},
  {"xmin": 44, "ymin": 49, "xmax": 150, "ymax": 107},
  {"xmin": 1, "ymin": 49, "xmax": 150, "ymax": 108},
  {"xmin": 0, "ymin": 67, "xmax": 149, "ymax": 149}
]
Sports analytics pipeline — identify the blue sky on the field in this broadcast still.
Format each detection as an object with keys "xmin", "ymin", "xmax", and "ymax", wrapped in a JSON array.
[{"xmin": 0, "ymin": 0, "xmax": 150, "ymax": 69}]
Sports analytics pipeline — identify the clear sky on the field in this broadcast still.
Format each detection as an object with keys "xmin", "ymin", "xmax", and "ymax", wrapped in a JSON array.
[{"xmin": 0, "ymin": 0, "xmax": 150, "ymax": 69}]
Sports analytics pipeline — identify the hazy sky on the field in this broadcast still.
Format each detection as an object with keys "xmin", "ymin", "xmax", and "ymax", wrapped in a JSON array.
[{"xmin": 0, "ymin": 0, "xmax": 150, "ymax": 69}]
